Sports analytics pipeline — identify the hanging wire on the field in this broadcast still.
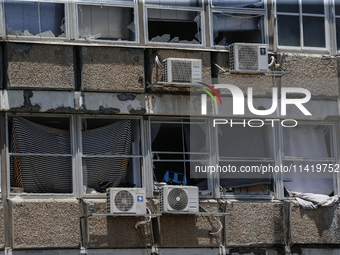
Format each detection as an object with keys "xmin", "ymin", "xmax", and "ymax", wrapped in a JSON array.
[
  {"xmin": 135, "ymin": 207, "xmax": 152, "ymax": 255},
  {"xmin": 199, "ymin": 205, "xmax": 223, "ymax": 235}
]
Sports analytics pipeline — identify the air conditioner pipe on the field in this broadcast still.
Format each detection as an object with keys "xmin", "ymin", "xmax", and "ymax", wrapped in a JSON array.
[
  {"xmin": 268, "ymin": 56, "xmax": 275, "ymax": 68},
  {"xmin": 135, "ymin": 207, "xmax": 152, "ymax": 230}
]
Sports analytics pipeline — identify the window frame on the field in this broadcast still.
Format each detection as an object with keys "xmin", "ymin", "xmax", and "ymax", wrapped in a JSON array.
[
  {"xmin": 144, "ymin": 0, "xmax": 206, "ymax": 47},
  {"xmin": 278, "ymin": 121, "xmax": 338, "ymax": 198},
  {"xmin": 275, "ymin": 0, "xmax": 331, "ymax": 53},
  {"xmin": 79, "ymin": 115, "xmax": 145, "ymax": 198},
  {"xmin": 74, "ymin": 0, "xmax": 139, "ymax": 44},
  {"xmin": 214, "ymin": 118, "xmax": 276, "ymax": 200},
  {"xmin": 148, "ymin": 116, "xmax": 214, "ymax": 198},
  {"xmin": 1, "ymin": 0, "xmax": 70, "ymax": 41},
  {"xmin": 6, "ymin": 113, "xmax": 76, "ymax": 198},
  {"xmin": 209, "ymin": 0, "xmax": 269, "ymax": 49}
]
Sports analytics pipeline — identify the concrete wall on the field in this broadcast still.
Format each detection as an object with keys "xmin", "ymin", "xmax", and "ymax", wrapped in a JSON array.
[
  {"xmin": 154, "ymin": 201, "xmax": 221, "ymax": 247},
  {"xmin": 9, "ymin": 198, "xmax": 81, "ymax": 249},
  {"xmin": 287, "ymin": 201, "xmax": 340, "ymax": 245},
  {"xmin": 213, "ymin": 52, "xmax": 275, "ymax": 97},
  {"xmin": 279, "ymin": 53, "xmax": 338, "ymax": 99},
  {"xmin": 81, "ymin": 199, "xmax": 152, "ymax": 249},
  {"xmin": 81, "ymin": 47, "xmax": 144, "ymax": 93},
  {"xmin": 224, "ymin": 201, "xmax": 284, "ymax": 247},
  {"xmin": 6, "ymin": 43, "xmax": 74, "ymax": 90}
]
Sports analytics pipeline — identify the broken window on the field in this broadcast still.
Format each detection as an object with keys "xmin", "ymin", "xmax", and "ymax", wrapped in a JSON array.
[
  {"xmin": 151, "ymin": 118, "xmax": 211, "ymax": 196},
  {"xmin": 277, "ymin": 0, "xmax": 327, "ymax": 48},
  {"xmin": 81, "ymin": 118, "xmax": 142, "ymax": 195},
  {"xmin": 9, "ymin": 116, "xmax": 72, "ymax": 194},
  {"xmin": 211, "ymin": 0, "xmax": 266, "ymax": 47},
  {"xmin": 217, "ymin": 124, "xmax": 274, "ymax": 196},
  {"xmin": 4, "ymin": 0, "xmax": 66, "ymax": 38},
  {"xmin": 146, "ymin": 1, "xmax": 203, "ymax": 45},
  {"xmin": 77, "ymin": 3, "xmax": 136, "ymax": 42},
  {"xmin": 282, "ymin": 124, "xmax": 335, "ymax": 196}
]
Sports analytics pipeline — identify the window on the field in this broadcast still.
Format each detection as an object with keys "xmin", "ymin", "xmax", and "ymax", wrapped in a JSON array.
[
  {"xmin": 3, "ymin": 0, "xmax": 67, "ymax": 39},
  {"xmin": 150, "ymin": 118, "xmax": 212, "ymax": 197},
  {"xmin": 216, "ymin": 124, "xmax": 274, "ymax": 197},
  {"xmin": 76, "ymin": 0, "xmax": 137, "ymax": 42},
  {"xmin": 8, "ymin": 115, "xmax": 73, "ymax": 194},
  {"xmin": 210, "ymin": 0, "xmax": 267, "ymax": 47},
  {"xmin": 145, "ymin": 0, "xmax": 204, "ymax": 45},
  {"xmin": 276, "ymin": 0, "xmax": 329, "ymax": 50},
  {"xmin": 335, "ymin": 0, "xmax": 340, "ymax": 50},
  {"xmin": 281, "ymin": 124, "xmax": 336, "ymax": 196},
  {"xmin": 80, "ymin": 117, "xmax": 143, "ymax": 195}
]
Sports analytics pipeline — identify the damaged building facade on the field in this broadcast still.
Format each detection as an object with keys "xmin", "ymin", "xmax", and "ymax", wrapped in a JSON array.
[{"xmin": 0, "ymin": 0, "xmax": 339, "ymax": 255}]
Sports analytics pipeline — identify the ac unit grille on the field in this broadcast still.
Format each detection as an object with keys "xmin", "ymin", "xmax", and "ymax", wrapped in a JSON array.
[
  {"xmin": 230, "ymin": 44, "xmax": 235, "ymax": 70},
  {"xmin": 159, "ymin": 188, "xmax": 164, "ymax": 211},
  {"xmin": 168, "ymin": 188, "xmax": 188, "ymax": 211},
  {"xmin": 106, "ymin": 190, "xmax": 111, "ymax": 213},
  {"xmin": 171, "ymin": 60, "xmax": 192, "ymax": 83},
  {"xmin": 238, "ymin": 45, "xmax": 258, "ymax": 70},
  {"xmin": 114, "ymin": 190, "xmax": 134, "ymax": 212}
]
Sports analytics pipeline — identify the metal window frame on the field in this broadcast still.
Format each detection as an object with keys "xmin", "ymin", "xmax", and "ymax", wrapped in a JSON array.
[
  {"xmin": 6, "ymin": 113, "xmax": 76, "ymax": 198},
  {"xmin": 279, "ymin": 121, "xmax": 338, "ymax": 198},
  {"xmin": 209, "ymin": 0, "xmax": 269, "ymax": 49},
  {"xmin": 214, "ymin": 119, "xmax": 276, "ymax": 200},
  {"xmin": 331, "ymin": 0, "xmax": 340, "ymax": 54},
  {"xmin": 1, "ymin": 0, "xmax": 70, "ymax": 41},
  {"xmin": 148, "ymin": 116, "xmax": 214, "ymax": 198},
  {"xmin": 79, "ymin": 115, "xmax": 145, "ymax": 199},
  {"xmin": 144, "ymin": 0, "xmax": 206, "ymax": 47},
  {"xmin": 74, "ymin": 0, "xmax": 139, "ymax": 44},
  {"xmin": 275, "ymin": 0, "xmax": 331, "ymax": 53}
]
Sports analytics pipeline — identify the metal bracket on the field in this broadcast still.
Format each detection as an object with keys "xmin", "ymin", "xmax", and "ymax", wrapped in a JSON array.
[{"xmin": 80, "ymin": 213, "xmax": 161, "ymax": 219}]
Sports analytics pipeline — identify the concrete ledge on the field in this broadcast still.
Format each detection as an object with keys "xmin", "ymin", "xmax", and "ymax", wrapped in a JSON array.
[
  {"xmin": 9, "ymin": 198, "xmax": 81, "ymax": 249},
  {"xmin": 288, "ymin": 201, "xmax": 340, "ymax": 245},
  {"xmin": 6, "ymin": 43, "xmax": 74, "ymax": 90},
  {"xmin": 81, "ymin": 199, "xmax": 152, "ymax": 248},
  {"xmin": 81, "ymin": 47, "xmax": 144, "ymax": 93},
  {"xmin": 224, "ymin": 201, "xmax": 284, "ymax": 247}
]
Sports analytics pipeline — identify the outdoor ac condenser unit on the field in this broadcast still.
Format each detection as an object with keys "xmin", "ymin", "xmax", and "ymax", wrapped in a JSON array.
[
  {"xmin": 106, "ymin": 188, "xmax": 146, "ymax": 214},
  {"xmin": 229, "ymin": 43, "xmax": 268, "ymax": 72},
  {"xmin": 160, "ymin": 185, "xmax": 199, "ymax": 213},
  {"xmin": 163, "ymin": 58, "xmax": 202, "ymax": 84}
]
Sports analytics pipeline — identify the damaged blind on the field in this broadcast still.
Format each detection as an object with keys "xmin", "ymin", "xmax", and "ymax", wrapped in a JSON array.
[
  {"xmin": 10, "ymin": 117, "xmax": 72, "ymax": 193},
  {"xmin": 5, "ymin": 1, "xmax": 65, "ymax": 37},
  {"xmin": 82, "ymin": 120, "xmax": 132, "ymax": 193},
  {"xmin": 145, "ymin": 0, "xmax": 202, "ymax": 7},
  {"xmin": 77, "ymin": 5, "xmax": 135, "ymax": 41},
  {"xmin": 212, "ymin": 0, "xmax": 264, "ymax": 8}
]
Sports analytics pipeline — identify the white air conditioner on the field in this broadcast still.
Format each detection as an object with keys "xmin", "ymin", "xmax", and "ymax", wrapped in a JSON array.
[
  {"xmin": 106, "ymin": 188, "xmax": 146, "ymax": 214},
  {"xmin": 160, "ymin": 185, "xmax": 199, "ymax": 213},
  {"xmin": 229, "ymin": 43, "xmax": 268, "ymax": 72},
  {"xmin": 163, "ymin": 58, "xmax": 202, "ymax": 84}
]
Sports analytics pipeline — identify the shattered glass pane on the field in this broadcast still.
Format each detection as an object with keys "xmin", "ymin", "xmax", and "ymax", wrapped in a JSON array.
[
  {"xmin": 5, "ymin": 1, "xmax": 65, "ymax": 37},
  {"xmin": 78, "ymin": 5, "xmax": 135, "ymax": 41},
  {"xmin": 145, "ymin": 0, "xmax": 202, "ymax": 8},
  {"xmin": 148, "ymin": 9, "xmax": 202, "ymax": 44},
  {"xmin": 212, "ymin": 0, "xmax": 264, "ymax": 8}
]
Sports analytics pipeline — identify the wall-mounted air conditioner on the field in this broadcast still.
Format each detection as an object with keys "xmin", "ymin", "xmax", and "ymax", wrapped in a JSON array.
[
  {"xmin": 229, "ymin": 43, "xmax": 268, "ymax": 72},
  {"xmin": 160, "ymin": 185, "xmax": 199, "ymax": 213},
  {"xmin": 106, "ymin": 188, "xmax": 146, "ymax": 214},
  {"xmin": 163, "ymin": 58, "xmax": 202, "ymax": 84}
]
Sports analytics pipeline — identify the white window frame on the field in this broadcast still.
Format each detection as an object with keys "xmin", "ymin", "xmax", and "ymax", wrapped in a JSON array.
[
  {"xmin": 1, "ymin": 0, "xmax": 70, "ymax": 41},
  {"xmin": 79, "ymin": 115, "xmax": 145, "ymax": 198},
  {"xmin": 74, "ymin": 0, "xmax": 139, "ymax": 44},
  {"xmin": 214, "ymin": 118, "xmax": 276, "ymax": 200},
  {"xmin": 6, "ymin": 113, "xmax": 76, "ymax": 198},
  {"xmin": 278, "ymin": 121, "xmax": 338, "ymax": 199},
  {"xmin": 144, "ymin": 0, "xmax": 205, "ymax": 47},
  {"xmin": 148, "ymin": 117, "xmax": 214, "ymax": 198},
  {"xmin": 275, "ymin": 0, "xmax": 331, "ymax": 53},
  {"xmin": 209, "ymin": 0, "xmax": 269, "ymax": 49},
  {"xmin": 332, "ymin": 0, "xmax": 340, "ymax": 54}
]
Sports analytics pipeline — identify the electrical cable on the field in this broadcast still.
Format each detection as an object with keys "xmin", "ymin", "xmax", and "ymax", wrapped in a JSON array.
[
  {"xmin": 155, "ymin": 55, "xmax": 164, "ymax": 70},
  {"xmin": 135, "ymin": 207, "xmax": 152, "ymax": 255},
  {"xmin": 199, "ymin": 205, "xmax": 223, "ymax": 235}
]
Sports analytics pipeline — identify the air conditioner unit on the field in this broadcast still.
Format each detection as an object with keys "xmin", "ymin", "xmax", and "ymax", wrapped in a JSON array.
[
  {"xmin": 106, "ymin": 188, "xmax": 146, "ymax": 214},
  {"xmin": 163, "ymin": 58, "xmax": 202, "ymax": 84},
  {"xmin": 229, "ymin": 43, "xmax": 268, "ymax": 72},
  {"xmin": 160, "ymin": 185, "xmax": 199, "ymax": 213}
]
